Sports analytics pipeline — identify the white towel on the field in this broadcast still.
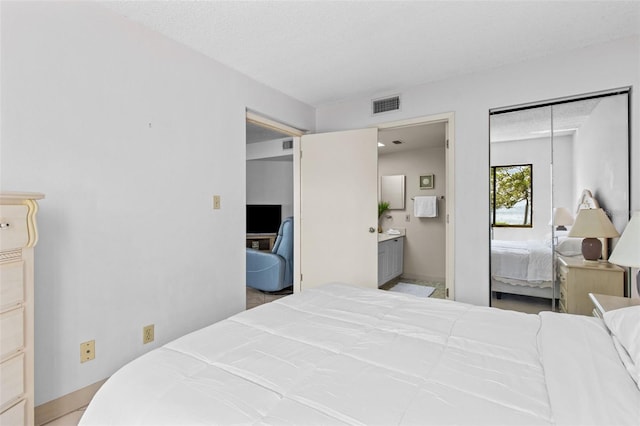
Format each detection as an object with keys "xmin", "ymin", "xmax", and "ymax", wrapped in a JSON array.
[{"xmin": 414, "ymin": 196, "xmax": 437, "ymax": 218}]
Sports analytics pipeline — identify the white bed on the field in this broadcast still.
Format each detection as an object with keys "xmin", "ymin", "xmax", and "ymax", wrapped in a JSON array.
[
  {"xmin": 80, "ymin": 283, "xmax": 640, "ymax": 425},
  {"xmin": 490, "ymin": 238, "xmax": 556, "ymax": 299},
  {"xmin": 491, "ymin": 189, "xmax": 599, "ymax": 301}
]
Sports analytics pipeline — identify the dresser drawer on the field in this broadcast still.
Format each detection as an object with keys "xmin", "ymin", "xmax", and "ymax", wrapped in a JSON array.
[
  {"xmin": 0, "ymin": 205, "xmax": 29, "ymax": 251},
  {"xmin": 0, "ymin": 399, "xmax": 25, "ymax": 425},
  {"xmin": 0, "ymin": 261, "xmax": 24, "ymax": 312},
  {"xmin": 0, "ymin": 308, "xmax": 24, "ymax": 361},
  {"xmin": 0, "ymin": 354, "xmax": 24, "ymax": 409}
]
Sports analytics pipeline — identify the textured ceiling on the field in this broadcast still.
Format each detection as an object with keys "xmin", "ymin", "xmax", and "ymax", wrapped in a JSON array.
[
  {"xmin": 100, "ymin": 1, "xmax": 640, "ymax": 107},
  {"xmin": 490, "ymin": 98, "xmax": 601, "ymax": 142}
]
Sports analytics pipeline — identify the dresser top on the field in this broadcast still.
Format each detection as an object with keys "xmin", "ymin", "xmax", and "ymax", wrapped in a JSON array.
[
  {"xmin": 0, "ymin": 192, "xmax": 45, "ymax": 201},
  {"xmin": 590, "ymin": 293, "xmax": 640, "ymax": 314},
  {"xmin": 558, "ymin": 255, "xmax": 624, "ymax": 271}
]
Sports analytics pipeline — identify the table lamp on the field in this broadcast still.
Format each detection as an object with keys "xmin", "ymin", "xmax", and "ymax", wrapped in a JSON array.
[
  {"xmin": 568, "ymin": 208, "xmax": 619, "ymax": 261},
  {"xmin": 609, "ymin": 211, "xmax": 640, "ymax": 296},
  {"xmin": 552, "ymin": 207, "xmax": 574, "ymax": 231}
]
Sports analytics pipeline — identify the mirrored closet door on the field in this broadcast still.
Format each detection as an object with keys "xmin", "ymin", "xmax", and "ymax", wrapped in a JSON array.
[{"xmin": 489, "ymin": 90, "xmax": 630, "ymax": 314}]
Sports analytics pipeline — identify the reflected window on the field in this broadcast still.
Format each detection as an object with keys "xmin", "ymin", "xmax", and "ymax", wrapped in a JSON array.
[{"xmin": 490, "ymin": 164, "xmax": 533, "ymax": 227}]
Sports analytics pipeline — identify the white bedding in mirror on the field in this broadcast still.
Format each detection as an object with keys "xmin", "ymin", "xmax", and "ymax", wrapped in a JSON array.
[
  {"xmin": 80, "ymin": 283, "xmax": 640, "ymax": 425},
  {"xmin": 491, "ymin": 239, "xmax": 553, "ymax": 284}
]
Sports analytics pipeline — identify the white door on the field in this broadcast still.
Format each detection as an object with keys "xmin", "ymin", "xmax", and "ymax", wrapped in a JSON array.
[{"xmin": 299, "ymin": 128, "xmax": 379, "ymax": 290}]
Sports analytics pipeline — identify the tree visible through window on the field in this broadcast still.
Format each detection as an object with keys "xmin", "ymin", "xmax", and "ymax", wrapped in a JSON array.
[{"xmin": 490, "ymin": 164, "xmax": 533, "ymax": 227}]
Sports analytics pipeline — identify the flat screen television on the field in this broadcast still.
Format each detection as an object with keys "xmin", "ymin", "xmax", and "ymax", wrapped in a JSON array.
[{"xmin": 246, "ymin": 204, "xmax": 282, "ymax": 234}]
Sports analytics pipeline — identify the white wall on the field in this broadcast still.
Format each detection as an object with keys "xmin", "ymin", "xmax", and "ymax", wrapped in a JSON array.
[
  {"xmin": 0, "ymin": 2, "xmax": 314, "ymax": 405},
  {"xmin": 317, "ymin": 36, "xmax": 640, "ymax": 306},
  {"xmin": 379, "ymin": 147, "xmax": 446, "ymax": 282},
  {"xmin": 553, "ymin": 135, "xmax": 575, "ymax": 213},
  {"xmin": 246, "ymin": 160, "xmax": 294, "ymax": 219}
]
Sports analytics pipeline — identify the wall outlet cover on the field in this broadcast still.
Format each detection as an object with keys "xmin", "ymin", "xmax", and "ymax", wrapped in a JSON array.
[
  {"xmin": 80, "ymin": 340, "xmax": 95, "ymax": 363},
  {"xmin": 143, "ymin": 324, "xmax": 155, "ymax": 344}
]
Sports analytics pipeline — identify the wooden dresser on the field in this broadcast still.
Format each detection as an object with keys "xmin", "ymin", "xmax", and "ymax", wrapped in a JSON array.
[
  {"xmin": 557, "ymin": 255, "xmax": 624, "ymax": 316},
  {"xmin": 0, "ymin": 192, "xmax": 43, "ymax": 426}
]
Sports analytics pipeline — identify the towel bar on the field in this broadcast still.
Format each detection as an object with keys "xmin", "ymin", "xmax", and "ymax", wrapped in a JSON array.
[{"xmin": 411, "ymin": 196, "xmax": 445, "ymax": 200}]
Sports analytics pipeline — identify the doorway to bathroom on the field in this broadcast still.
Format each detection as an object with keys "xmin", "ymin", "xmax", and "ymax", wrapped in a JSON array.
[{"xmin": 377, "ymin": 120, "xmax": 448, "ymax": 298}]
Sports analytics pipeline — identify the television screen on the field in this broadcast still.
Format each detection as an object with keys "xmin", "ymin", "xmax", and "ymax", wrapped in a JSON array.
[{"xmin": 246, "ymin": 204, "xmax": 282, "ymax": 234}]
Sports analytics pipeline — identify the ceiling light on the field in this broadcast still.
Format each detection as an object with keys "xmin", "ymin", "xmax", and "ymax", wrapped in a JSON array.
[{"xmin": 377, "ymin": 142, "xmax": 385, "ymax": 147}]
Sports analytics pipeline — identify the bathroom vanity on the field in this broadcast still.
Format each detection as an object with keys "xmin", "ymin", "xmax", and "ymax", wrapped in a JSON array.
[{"xmin": 378, "ymin": 231, "xmax": 405, "ymax": 287}]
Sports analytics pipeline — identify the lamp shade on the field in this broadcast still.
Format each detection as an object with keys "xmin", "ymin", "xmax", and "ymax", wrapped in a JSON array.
[
  {"xmin": 568, "ymin": 208, "xmax": 620, "ymax": 261},
  {"xmin": 552, "ymin": 207, "xmax": 574, "ymax": 227},
  {"xmin": 609, "ymin": 211, "xmax": 640, "ymax": 267},
  {"xmin": 568, "ymin": 208, "xmax": 620, "ymax": 238}
]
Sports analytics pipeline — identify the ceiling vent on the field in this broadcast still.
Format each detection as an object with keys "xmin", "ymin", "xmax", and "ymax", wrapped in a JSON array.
[
  {"xmin": 282, "ymin": 139, "xmax": 293, "ymax": 150},
  {"xmin": 372, "ymin": 95, "xmax": 401, "ymax": 115}
]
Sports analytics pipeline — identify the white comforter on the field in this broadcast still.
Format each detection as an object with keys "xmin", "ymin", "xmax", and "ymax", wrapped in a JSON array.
[
  {"xmin": 491, "ymin": 239, "xmax": 553, "ymax": 283},
  {"xmin": 80, "ymin": 283, "xmax": 640, "ymax": 425}
]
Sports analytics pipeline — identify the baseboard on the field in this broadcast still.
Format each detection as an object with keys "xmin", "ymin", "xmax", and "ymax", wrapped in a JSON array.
[{"xmin": 34, "ymin": 379, "xmax": 107, "ymax": 426}]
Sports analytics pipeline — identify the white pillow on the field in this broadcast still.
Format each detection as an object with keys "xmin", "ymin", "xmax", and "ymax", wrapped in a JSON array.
[
  {"xmin": 604, "ymin": 305, "xmax": 640, "ymax": 388},
  {"xmin": 555, "ymin": 237, "xmax": 582, "ymax": 256}
]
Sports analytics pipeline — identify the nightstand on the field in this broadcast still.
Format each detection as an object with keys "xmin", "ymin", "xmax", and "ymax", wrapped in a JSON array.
[
  {"xmin": 557, "ymin": 256, "xmax": 624, "ymax": 316},
  {"xmin": 589, "ymin": 293, "xmax": 640, "ymax": 319}
]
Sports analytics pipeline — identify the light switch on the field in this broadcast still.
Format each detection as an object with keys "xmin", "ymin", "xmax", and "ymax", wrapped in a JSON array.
[{"xmin": 213, "ymin": 195, "xmax": 221, "ymax": 210}]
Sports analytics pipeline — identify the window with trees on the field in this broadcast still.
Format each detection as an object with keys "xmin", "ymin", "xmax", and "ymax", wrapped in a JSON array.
[{"xmin": 490, "ymin": 164, "xmax": 533, "ymax": 227}]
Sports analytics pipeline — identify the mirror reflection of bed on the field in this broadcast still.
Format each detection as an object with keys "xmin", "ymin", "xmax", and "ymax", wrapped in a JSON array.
[{"xmin": 489, "ymin": 91, "xmax": 630, "ymax": 314}]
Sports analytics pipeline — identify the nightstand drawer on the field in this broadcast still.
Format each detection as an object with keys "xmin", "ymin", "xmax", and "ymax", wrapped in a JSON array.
[
  {"xmin": 558, "ymin": 278, "xmax": 567, "ymax": 312},
  {"xmin": 556, "ymin": 256, "xmax": 624, "ymax": 315},
  {"xmin": 557, "ymin": 265, "xmax": 568, "ymax": 282},
  {"xmin": 0, "ymin": 205, "xmax": 29, "ymax": 251},
  {"xmin": 0, "ymin": 261, "xmax": 24, "ymax": 312}
]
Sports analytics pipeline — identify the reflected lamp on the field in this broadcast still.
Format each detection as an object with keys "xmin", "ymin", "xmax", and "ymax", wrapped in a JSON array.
[
  {"xmin": 568, "ymin": 208, "xmax": 619, "ymax": 261},
  {"xmin": 552, "ymin": 207, "xmax": 574, "ymax": 231},
  {"xmin": 609, "ymin": 211, "xmax": 640, "ymax": 296}
]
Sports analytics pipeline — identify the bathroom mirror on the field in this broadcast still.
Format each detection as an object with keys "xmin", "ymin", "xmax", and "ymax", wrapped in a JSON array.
[{"xmin": 380, "ymin": 175, "xmax": 405, "ymax": 209}]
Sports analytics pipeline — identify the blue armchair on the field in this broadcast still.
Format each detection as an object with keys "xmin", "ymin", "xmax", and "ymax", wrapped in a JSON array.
[{"xmin": 246, "ymin": 217, "xmax": 293, "ymax": 292}]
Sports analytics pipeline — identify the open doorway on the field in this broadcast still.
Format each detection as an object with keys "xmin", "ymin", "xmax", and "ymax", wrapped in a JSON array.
[
  {"xmin": 245, "ymin": 111, "xmax": 305, "ymax": 309},
  {"xmin": 245, "ymin": 111, "xmax": 455, "ymax": 302},
  {"xmin": 377, "ymin": 121, "xmax": 448, "ymax": 299},
  {"xmin": 293, "ymin": 112, "xmax": 455, "ymax": 299}
]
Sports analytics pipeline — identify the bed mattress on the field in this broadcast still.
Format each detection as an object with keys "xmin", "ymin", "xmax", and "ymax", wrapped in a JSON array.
[
  {"xmin": 80, "ymin": 283, "xmax": 640, "ymax": 425},
  {"xmin": 491, "ymin": 239, "xmax": 553, "ymax": 284}
]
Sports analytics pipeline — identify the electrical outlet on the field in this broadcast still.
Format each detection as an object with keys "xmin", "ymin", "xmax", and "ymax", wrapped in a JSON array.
[
  {"xmin": 143, "ymin": 324, "xmax": 154, "ymax": 344},
  {"xmin": 213, "ymin": 195, "xmax": 221, "ymax": 210},
  {"xmin": 80, "ymin": 340, "xmax": 95, "ymax": 363}
]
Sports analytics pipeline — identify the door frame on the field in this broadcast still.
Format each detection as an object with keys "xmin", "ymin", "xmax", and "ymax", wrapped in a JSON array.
[
  {"xmin": 293, "ymin": 111, "xmax": 455, "ymax": 299},
  {"xmin": 376, "ymin": 112, "xmax": 455, "ymax": 300}
]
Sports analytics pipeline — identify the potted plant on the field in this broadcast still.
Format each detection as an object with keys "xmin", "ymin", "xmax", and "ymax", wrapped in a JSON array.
[{"xmin": 378, "ymin": 201, "xmax": 390, "ymax": 233}]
